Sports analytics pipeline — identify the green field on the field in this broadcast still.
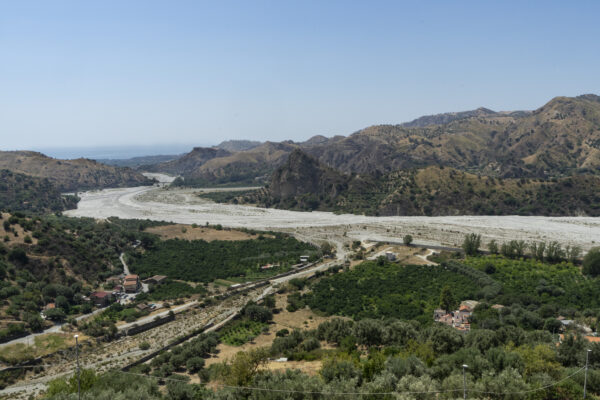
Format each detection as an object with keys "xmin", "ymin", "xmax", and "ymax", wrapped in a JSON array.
[
  {"xmin": 219, "ymin": 319, "xmax": 268, "ymax": 346},
  {"xmin": 128, "ymin": 234, "xmax": 317, "ymax": 282}
]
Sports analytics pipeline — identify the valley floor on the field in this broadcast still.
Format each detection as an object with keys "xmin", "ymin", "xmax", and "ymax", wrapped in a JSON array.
[{"xmin": 65, "ymin": 185, "xmax": 600, "ymax": 252}]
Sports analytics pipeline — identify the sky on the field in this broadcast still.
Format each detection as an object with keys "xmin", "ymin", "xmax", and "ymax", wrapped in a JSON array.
[{"xmin": 1, "ymin": 1, "xmax": 600, "ymax": 157}]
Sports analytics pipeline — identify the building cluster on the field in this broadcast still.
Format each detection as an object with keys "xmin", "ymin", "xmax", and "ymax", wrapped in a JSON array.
[{"xmin": 434, "ymin": 300, "xmax": 485, "ymax": 332}]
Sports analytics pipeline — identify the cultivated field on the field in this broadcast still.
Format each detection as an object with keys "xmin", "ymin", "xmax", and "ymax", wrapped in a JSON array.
[{"xmin": 145, "ymin": 224, "xmax": 260, "ymax": 241}]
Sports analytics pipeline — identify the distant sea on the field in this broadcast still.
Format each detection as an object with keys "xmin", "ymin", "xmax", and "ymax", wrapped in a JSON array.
[{"xmin": 32, "ymin": 144, "xmax": 209, "ymax": 160}]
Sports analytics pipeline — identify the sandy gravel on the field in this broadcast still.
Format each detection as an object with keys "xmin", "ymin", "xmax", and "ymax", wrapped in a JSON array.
[{"xmin": 65, "ymin": 185, "xmax": 600, "ymax": 252}]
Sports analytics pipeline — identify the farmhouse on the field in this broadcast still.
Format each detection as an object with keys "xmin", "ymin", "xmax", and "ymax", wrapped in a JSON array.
[
  {"xmin": 90, "ymin": 291, "xmax": 113, "ymax": 307},
  {"xmin": 124, "ymin": 274, "xmax": 141, "ymax": 293},
  {"xmin": 434, "ymin": 300, "xmax": 480, "ymax": 332}
]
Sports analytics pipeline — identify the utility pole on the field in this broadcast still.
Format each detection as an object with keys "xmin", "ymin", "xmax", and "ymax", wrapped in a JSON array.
[
  {"xmin": 74, "ymin": 334, "xmax": 81, "ymax": 400},
  {"xmin": 462, "ymin": 364, "xmax": 468, "ymax": 399},
  {"xmin": 584, "ymin": 349, "xmax": 591, "ymax": 399}
]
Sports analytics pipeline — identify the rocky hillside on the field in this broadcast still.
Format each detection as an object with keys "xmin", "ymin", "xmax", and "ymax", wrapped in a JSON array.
[
  {"xmin": 170, "ymin": 142, "xmax": 298, "ymax": 186},
  {"xmin": 0, "ymin": 151, "xmax": 154, "ymax": 192},
  {"xmin": 216, "ymin": 140, "xmax": 262, "ymax": 152},
  {"xmin": 309, "ymin": 94, "xmax": 600, "ymax": 178},
  {"xmin": 142, "ymin": 147, "xmax": 233, "ymax": 176},
  {"xmin": 97, "ymin": 154, "xmax": 181, "ymax": 168},
  {"xmin": 253, "ymin": 150, "xmax": 600, "ymax": 216},
  {"xmin": 0, "ymin": 170, "xmax": 79, "ymax": 213},
  {"xmin": 143, "ymin": 95, "xmax": 600, "ymax": 188}
]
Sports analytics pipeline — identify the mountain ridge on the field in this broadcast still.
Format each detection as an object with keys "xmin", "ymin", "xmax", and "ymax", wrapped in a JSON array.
[{"xmin": 0, "ymin": 151, "xmax": 154, "ymax": 192}]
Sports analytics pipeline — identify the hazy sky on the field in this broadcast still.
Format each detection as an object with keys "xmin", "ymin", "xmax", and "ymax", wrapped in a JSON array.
[{"xmin": 1, "ymin": 0, "xmax": 600, "ymax": 153}]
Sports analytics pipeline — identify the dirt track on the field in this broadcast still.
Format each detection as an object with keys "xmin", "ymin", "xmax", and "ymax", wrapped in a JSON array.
[{"xmin": 65, "ymin": 184, "xmax": 599, "ymax": 252}]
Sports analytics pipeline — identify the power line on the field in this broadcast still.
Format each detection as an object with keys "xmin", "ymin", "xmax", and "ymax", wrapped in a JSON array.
[
  {"xmin": 0, "ymin": 365, "xmax": 588, "ymax": 397},
  {"xmin": 118, "ymin": 367, "xmax": 587, "ymax": 397}
]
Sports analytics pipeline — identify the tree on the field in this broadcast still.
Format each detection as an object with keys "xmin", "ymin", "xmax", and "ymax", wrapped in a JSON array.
[
  {"xmin": 186, "ymin": 357, "xmax": 205, "ymax": 373},
  {"xmin": 488, "ymin": 240, "xmax": 499, "ymax": 254},
  {"xmin": 24, "ymin": 312, "xmax": 44, "ymax": 332},
  {"xmin": 462, "ymin": 233, "xmax": 481, "ymax": 256},
  {"xmin": 403, "ymin": 235, "xmax": 413, "ymax": 246},
  {"xmin": 583, "ymin": 247, "xmax": 600, "ymax": 277},
  {"xmin": 352, "ymin": 319, "xmax": 385, "ymax": 347},
  {"xmin": 44, "ymin": 308, "xmax": 66, "ymax": 322},
  {"xmin": 8, "ymin": 248, "xmax": 28, "ymax": 264},
  {"xmin": 243, "ymin": 304, "xmax": 272, "ymax": 323},
  {"xmin": 224, "ymin": 347, "xmax": 269, "ymax": 385},
  {"xmin": 439, "ymin": 285, "xmax": 456, "ymax": 312},
  {"xmin": 55, "ymin": 295, "xmax": 70, "ymax": 313}
]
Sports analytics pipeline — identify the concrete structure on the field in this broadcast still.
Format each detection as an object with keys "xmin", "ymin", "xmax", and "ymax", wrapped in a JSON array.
[
  {"xmin": 124, "ymin": 274, "xmax": 141, "ymax": 293},
  {"xmin": 385, "ymin": 251, "xmax": 396, "ymax": 261}
]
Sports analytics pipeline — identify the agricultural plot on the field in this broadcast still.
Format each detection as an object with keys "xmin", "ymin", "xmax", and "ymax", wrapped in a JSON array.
[{"xmin": 219, "ymin": 320, "xmax": 268, "ymax": 346}]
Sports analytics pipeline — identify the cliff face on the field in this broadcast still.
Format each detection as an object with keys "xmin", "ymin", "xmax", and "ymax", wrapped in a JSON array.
[
  {"xmin": 0, "ymin": 151, "xmax": 154, "ymax": 192},
  {"xmin": 258, "ymin": 150, "xmax": 600, "ymax": 216},
  {"xmin": 268, "ymin": 149, "xmax": 348, "ymax": 200}
]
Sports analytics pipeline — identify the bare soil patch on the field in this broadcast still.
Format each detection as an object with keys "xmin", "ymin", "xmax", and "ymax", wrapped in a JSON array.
[
  {"xmin": 206, "ymin": 293, "xmax": 338, "ymax": 369},
  {"xmin": 366, "ymin": 243, "xmax": 436, "ymax": 265},
  {"xmin": 145, "ymin": 224, "xmax": 259, "ymax": 241}
]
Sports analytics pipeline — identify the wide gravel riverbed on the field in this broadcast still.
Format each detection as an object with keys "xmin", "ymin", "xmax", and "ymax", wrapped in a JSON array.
[{"xmin": 65, "ymin": 183, "xmax": 600, "ymax": 252}]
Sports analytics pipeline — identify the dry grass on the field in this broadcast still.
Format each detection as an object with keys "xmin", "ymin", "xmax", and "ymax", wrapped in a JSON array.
[
  {"xmin": 206, "ymin": 293, "xmax": 340, "ymax": 369},
  {"xmin": 365, "ymin": 243, "xmax": 434, "ymax": 265},
  {"xmin": 0, "ymin": 333, "xmax": 89, "ymax": 364},
  {"xmin": 264, "ymin": 360, "xmax": 322, "ymax": 375},
  {"xmin": 145, "ymin": 224, "xmax": 259, "ymax": 241}
]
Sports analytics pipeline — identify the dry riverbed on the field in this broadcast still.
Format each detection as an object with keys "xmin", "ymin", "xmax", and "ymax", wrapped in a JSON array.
[{"xmin": 66, "ymin": 185, "xmax": 600, "ymax": 252}]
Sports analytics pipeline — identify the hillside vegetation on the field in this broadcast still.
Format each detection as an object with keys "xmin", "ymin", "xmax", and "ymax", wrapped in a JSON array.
[
  {"xmin": 0, "ymin": 151, "xmax": 153, "ymax": 191},
  {"xmin": 242, "ymin": 150, "xmax": 600, "ymax": 216},
  {"xmin": 144, "ymin": 95, "xmax": 600, "ymax": 190},
  {"xmin": 0, "ymin": 213, "xmax": 164, "ymax": 337},
  {"xmin": 0, "ymin": 170, "xmax": 78, "ymax": 213}
]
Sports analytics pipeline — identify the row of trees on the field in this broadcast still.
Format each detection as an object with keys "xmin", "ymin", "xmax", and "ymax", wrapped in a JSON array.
[{"xmin": 461, "ymin": 233, "xmax": 596, "ymax": 269}]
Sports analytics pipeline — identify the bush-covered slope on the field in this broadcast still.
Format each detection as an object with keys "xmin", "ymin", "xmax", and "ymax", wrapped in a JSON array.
[
  {"xmin": 0, "ymin": 169, "xmax": 78, "ymax": 213},
  {"xmin": 252, "ymin": 152, "xmax": 600, "ymax": 216}
]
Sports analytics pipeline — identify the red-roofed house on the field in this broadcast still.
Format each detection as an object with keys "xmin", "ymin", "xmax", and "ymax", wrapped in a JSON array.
[
  {"xmin": 90, "ymin": 291, "xmax": 113, "ymax": 307},
  {"xmin": 124, "ymin": 274, "xmax": 140, "ymax": 293}
]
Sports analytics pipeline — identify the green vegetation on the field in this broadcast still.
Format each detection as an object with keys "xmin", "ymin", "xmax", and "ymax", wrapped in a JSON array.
[
  {"xmin": 0, "ymin": 213, "xmax": 166, "ymax": 337},
  {"xmin": 462, "ymin": 233, "xmax": 482, "ymax": 256},
  {"xmin": 136, "ymin": 280, "xmax": 206, "ymax": 302},
  {"xmin": 219, "ymin": 319, "xmax": 268, "ymax": 346},
  {"xmin": 583, "ymin": 247, "xmax": 600, "ymax": 277},
  {"xmin": 463, "ymin": 256, "xmax": 600, "ymax": 323},
  {"xmin": 305, "ymin": 261, "xmax": 479, "ymax": 323},
  {"xmin": 260, "ymin": 154, "xmax": 600, "ymax": 216},
  {"xmin": 128, "ymin": 234, "xmax": 317, "ymax": 282},
  {"xmin": 196, "ymin": 189, "xmax": 260, "ymax": 204},
  {"xmin": 44, "ymin": 317, "xmax": 600, "ymax": 400},
  {"xmin": 0, "ymin": 169, "xmax": 79, "ymax": 213}
]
